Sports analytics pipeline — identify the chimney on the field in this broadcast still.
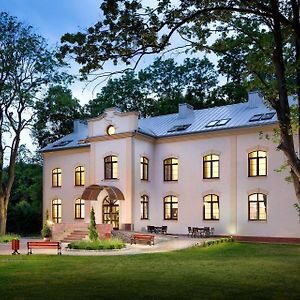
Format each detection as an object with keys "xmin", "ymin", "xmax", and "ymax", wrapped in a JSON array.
[
  {"xmin": 73, "ymin": 120, "xmax": 87, "ymax": 132},
  {"xmin": 178, "ymin": 103, "xmax": 194, "ymax": 119},
  {"xmin": 248, "ymin": 91, "xmax": 265, "ymax": 108}
]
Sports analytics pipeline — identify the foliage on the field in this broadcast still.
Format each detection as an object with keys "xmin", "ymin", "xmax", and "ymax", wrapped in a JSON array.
[
  {"xmin": 0, "ymin": 233, "xmax": 20, "ymax": 243},
  {"xmin": 4, "ymin": 146, "xmax": 42, "ymax": 234},
  {"xmin": 88, "ymin": 207, "xmax": 99, "ymax": 241},
  {"xmin": 60, "ymin": 1, "xmax": 300, "ymax": 207},
  {"xmin": 0, "ymin": 12, "xmax": 66, "ymax": 234},
  {"xmin": 202, "ymin": 237, "xmax": 234, "ymax": 247},
  {"xmin": 41, "ymin": 210, "xmax": 51, "ymax": 238},
  {"xmin": 0, "ymin": 243, "xmax": 299, "ymax": 299},
  {"xmin": 32, "ymin": 85, "xmax": 84, "ymax": 148},
  {"xmin": 68, "ymin": 238, "xmax": 125, "ymax": 250}
]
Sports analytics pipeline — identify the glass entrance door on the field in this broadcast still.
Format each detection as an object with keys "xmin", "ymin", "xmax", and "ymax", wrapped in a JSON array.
[{"xmin": 102, "ymin": 197, "xmax": 119, "ymax": 229}]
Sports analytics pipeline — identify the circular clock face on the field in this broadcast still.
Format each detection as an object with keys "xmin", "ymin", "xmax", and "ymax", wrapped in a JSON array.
[{"xmin": 107, "ymin": 125, "xmax": 116, "ymax": 135}]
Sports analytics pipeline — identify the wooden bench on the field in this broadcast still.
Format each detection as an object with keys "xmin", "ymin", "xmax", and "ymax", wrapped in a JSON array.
[
  {"xmin": 27, "ymin": 241, "xmax": 62, "ymax": 255},
  {"xmin": 130, "ymin": 234, "xmax": 155, "ymax": 246}
]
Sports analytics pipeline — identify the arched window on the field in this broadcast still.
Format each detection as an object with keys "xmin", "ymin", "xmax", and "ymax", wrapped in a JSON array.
[
  {"xmin": 75, "ymin": 166, "xmax": 85, "ymax": 186},
  {"xmin": 163, "ymin": 158, "xmax": 178, "ymax": 181},
  {"xmin": 203, "ymin": 154, "xmax": 219, "ymax": 179},
  {"xmin": 52, "ymin": 199, "xmax": 62, "ymax": 223},
  {"xmin": 104, "ymin": 155, "xmax": 118, "ymax": 179},
  {"xmin": 140, "ymin": 157, "xmax": 149, "ymax": 180},
  {"xmin": 203, "ymin": 194, "xmax": 219, "ymax": 220},
  {"xmin": 74, "ymin": 198, "xmax": 85, "ymax": 219},
  {"xmin": 248, "ymin": 193, "xmax": 267, "ymax": 221},
  {"xmin": 140, "ymin": 195, "xmax": 149, "ymax": 219},
  {"xmin": 52, "ymin": 168, "xmax": 62, "ymax": 187},
  {"xmin": 248, "ymin": 151, "xmax": 267, "ymax": 176},
  {"xmin": 164, "ymin": 195, "xmax": 178, "ymax": 220}
]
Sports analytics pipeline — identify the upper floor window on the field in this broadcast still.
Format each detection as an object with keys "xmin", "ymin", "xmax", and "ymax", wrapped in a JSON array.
[
  {"xmin": 248, "ymin": 193, "xmax": 267, "ymax": 221},
  {"xmin": 164, "ymin": 195, "xmax": 178, "ymax": 220},
  {"xmin": 106, "ymin": 125, "xmax": 116, "ymax": 136},
  {"xmin": 104, "ymin": 155, "xmax": 118, "ymax": 179},
  {"xmin": 164, "ymin": 158, "xmax": 178, "ymax": 181},
  {"xmin": 203, "ymin": 154, "xmax": 219, "ymax": 179},
  {"xmin": 52, "ymin": 198, "xmax": 62, "ymax": 223},
  {"xmin": 52, "ymin": 168, "xmax": 62, "ymax": 187},
  {"xmin": 74, "ymin": 198, "xmax": 85, "ymax": 219},
  {"xmin": 140, "ymin": 157, "xmax": 149, "ymax": 180},
  {"xmin": 203, "ymin": 194, "xmax": 219, "ymax": 220},
  {"xmin": 75, "ymin": 166, "xmax": 85, "ymax": 186},
  {"xmin": 140, "ymin": 195, "xmax": 149, "ymax": 220},
  {"xmin": 248, "ymin": 151, "xmax": 267, "ymax": 177}
]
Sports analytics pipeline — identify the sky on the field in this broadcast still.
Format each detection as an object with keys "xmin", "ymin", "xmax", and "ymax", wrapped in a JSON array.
[{"xmin": 0, "ymin": 0, "xmax": 104, "ymax": 104}]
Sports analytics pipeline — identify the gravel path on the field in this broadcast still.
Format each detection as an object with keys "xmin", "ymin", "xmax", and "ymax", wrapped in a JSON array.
[{"xmin": 0, "ymin": 235, "xmax": 212, "ymax": 256}]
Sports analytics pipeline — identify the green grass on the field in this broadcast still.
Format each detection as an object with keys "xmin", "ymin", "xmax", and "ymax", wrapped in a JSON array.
[
  {"xmin": 68, "ymin": 238, "xmax": 125, "ymax": 250},
  {"xmin": 0, "ymin": 234, "xmax": 21, "ymax": 243},
  {"xmin": 0, "ymin": 242, "xmax": 299, "ymax": 299}
]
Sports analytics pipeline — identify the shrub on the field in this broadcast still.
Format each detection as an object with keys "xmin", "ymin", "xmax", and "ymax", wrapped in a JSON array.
[
  {"xmin": 0, "ymin": 233, "xmax": 21, "ymax": 243},
  {"xmin": 88, "ymin": 207, "xmax": 99, "ymax": 241},
  {"xmin": 41, "ymin": 210, "xmax": 52, "ymax": 238},
  {"xmin": 68, "ymin": 239, "xmax": 125, "ymax": 250},
  {"xmin": 202, "ymin": 237, "xmax": 234, "ymax": 248}
]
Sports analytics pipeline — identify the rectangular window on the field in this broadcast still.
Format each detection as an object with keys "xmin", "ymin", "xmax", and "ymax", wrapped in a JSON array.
[
  {"xmin": 164, "ymin": 158, "xmax": 178, "ymax": 181},
  {"xmin": 140, "ymin": 157, "xmax": 149, "ymax": 180}
]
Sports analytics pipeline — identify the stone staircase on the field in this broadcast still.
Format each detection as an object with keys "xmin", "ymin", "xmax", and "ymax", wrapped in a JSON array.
[{"xmin": 61, "ymin": 230, "xmax": 88, "ymax": 243}]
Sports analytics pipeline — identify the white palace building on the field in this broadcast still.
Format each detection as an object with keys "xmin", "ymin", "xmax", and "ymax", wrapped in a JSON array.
[{"xmin": 42, "ymin": 92, "xmax": 300, "ymax": 242}]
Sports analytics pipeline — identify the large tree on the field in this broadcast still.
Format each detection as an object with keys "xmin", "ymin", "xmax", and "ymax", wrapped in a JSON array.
[
  {"xmin": 60, "ymin": 1, "xmax": 300, "ymax": 209},
  {"xmin": 32, "ymin": 85, "xmax": 83, "ymax": 148},
  {"xmin": 0, "ymin": 12, "xmax": 64, "ymax": 234}
]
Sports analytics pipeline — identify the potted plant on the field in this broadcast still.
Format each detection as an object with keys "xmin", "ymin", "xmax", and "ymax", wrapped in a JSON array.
[{"xmin": 41, "ymin": 210, "xmax": 52, "ymax": 241}]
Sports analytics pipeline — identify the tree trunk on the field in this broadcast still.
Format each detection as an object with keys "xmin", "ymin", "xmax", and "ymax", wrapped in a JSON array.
[{"xmin": 0, "ymin": 195, "xmax": 8, "ymax": 235}]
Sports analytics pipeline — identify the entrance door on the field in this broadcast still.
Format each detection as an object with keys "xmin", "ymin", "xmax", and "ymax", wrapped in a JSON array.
[{"xmin": 102, "ymin": 197, "xmax": 119, "ymax": 229}]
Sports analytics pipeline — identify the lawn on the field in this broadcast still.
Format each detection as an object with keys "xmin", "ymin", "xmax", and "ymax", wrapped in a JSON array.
[{"xmin": 0, "ymin": 242, "xmax": 299, "ymax": 300}]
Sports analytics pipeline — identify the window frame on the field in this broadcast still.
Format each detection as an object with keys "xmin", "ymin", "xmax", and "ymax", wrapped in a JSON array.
[
  {"xmin": 104, "ymin": 155, "xmax": 118, "ymax": 180},
  {"xmin": 140, "ymin": 195, "xmax": 149, "ymax": 220},
  {"xmin": 52, "ymin": 168, "xmax": 62, "ymax": 187},
  {"xmin": 163, "ymin": 195, "xmax": 178, "ymax": 220},
  {"xmin": 248, "ymin": 193, "xmax": 267, "ymax": 221},
  {"xmin": 203, "ymin": 194, "xmax": 220, "ymax": 220},
  {"xmin": 52, "ymin": 198, "xmax": 62, "ymax": 223},
  {"xmin": 203, "ymin": 154, "xmax": 220, "ymax": 179},
  {"xmin": 140, "ymin": 157, "xmax": 149, "ymax": 181},
  {"xmin": 74, "ymin": 198, "xmax": 85, "ymax": 219},
  {"xmin": 75, "ymin": 166, "xmax": 85, "ymax": 186},
  {"xmin": 163, "ymin": 157, "xmax": 178, "ymax": 181},
  {"xmin": 248, "ymin": 151, "xmax": 267, "ymax": 177}
]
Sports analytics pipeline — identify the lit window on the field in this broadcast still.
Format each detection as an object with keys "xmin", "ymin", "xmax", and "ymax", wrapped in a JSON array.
[
  {"xmin": 164, "ymin": 195, "xmax": 178, "ymax": 220},
  {"xmin": 203, "ymin": 194, "xmax": 219, "ymax": 220},
  {"xmin": 248, "ymin": 193, "xmax": 267, "ymax": 221},
  {"xmin": 140, "ymin": 157, "xmax": 149, "ymax": 180},
  {"xmin": 203, "ymin": 154, "xmax": 219, "ymax": 179},
  {"xmin": 75, "ymin": 166, "xmax": 85, "ymax": 186},
  {"xmin": 140, "ymin": 195, "xmax": 149, "ymax": 220},
  {"xmin": 52, "ymin": 198, "xmax": 62, "ymax": 223},
  {"xmin": 104, "ymin": 155, "xmax": 118, "ymax": 179},
  {"xmin": 52, "ymin": 168, "xmax": 62, "ymax": 187},
  {"xmin": 107, "ymin": 125, "xmax": 115, "ymax": 135},
  {"xmin": 164, "ymin": 158, "xmax": 178, "ymax": 181},
  {"xmin": 74, "ymin": 198, "xmax": 85, "ymax": 219},
  {"xmin": 248, "ymin": 151, "xmax": 267, "ymax": 176}
]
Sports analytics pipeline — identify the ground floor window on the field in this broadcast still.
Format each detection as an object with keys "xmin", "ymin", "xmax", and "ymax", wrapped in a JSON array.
[
  {"xmin": 203, "ymin": 194, "xmax": 219, "ymax": 220},
  {"xmin": 52, "ymin": 198, "xmax": 62, "ymax": 223},
  {"xmin": 140, "ymin": 195, "xmax": 149, "ymax": 219},
  {"xmin": 164, "ymin": 195, "xmax": 178, "ymax": 220},
  {"xmin": 102, "ymin": 197, "xmax": 119, "ymax": 229},
  {"xmin": 248, "ymin": 193, "xmax": 267, "ymax": 221},
  {"xmin": 74, "ymin": 198, "xmax": 85, "ymax": 219}
]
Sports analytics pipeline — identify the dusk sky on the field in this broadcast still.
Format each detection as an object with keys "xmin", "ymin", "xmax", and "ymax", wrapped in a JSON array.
[{"xmin": 0, "ymin": 0, "xmax": 106, "ymax": 103}]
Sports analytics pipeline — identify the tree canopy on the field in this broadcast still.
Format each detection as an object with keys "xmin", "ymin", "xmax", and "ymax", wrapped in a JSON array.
[
  {"xmin": 0, "ymin": 12, "xmax": 66, "ymax": 234},
  {"xmin": 60, "ymin": 0, "xmax": 300, "ymax": 208}
]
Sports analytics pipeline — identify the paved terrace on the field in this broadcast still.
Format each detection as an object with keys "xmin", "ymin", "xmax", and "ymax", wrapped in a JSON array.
[{"xmin": 0, "ymin": 234, "xmax": 213, "ymax": 256}]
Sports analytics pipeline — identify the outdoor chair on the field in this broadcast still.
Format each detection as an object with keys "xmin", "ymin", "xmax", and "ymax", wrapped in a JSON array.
[
  {"xmin": 161, "ymin": 226, "xmax": 167, "ymax": 234},
  {"xmin": 147, "ymin": 225, "xmax": 155, "ymax": 233},
  {"xmin": 187, "ymin": 227, "xmax": 192, "ymax": 237}
]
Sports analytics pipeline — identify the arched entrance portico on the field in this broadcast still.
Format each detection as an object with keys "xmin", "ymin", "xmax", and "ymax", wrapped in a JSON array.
[{"xmin": 81, "ymin": 185, "xmax": 125, "ymax": 229}]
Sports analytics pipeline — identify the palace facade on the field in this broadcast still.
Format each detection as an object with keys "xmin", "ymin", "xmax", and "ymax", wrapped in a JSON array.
[{"xmin": 42, "ymin": 92, "xmax": 300, "ymax": 240}]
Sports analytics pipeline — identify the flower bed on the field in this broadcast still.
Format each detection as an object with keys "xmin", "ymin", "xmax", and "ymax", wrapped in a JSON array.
[{"xmin": 68, "ymin": 238, "xmax": 125, "ymax": 250}]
